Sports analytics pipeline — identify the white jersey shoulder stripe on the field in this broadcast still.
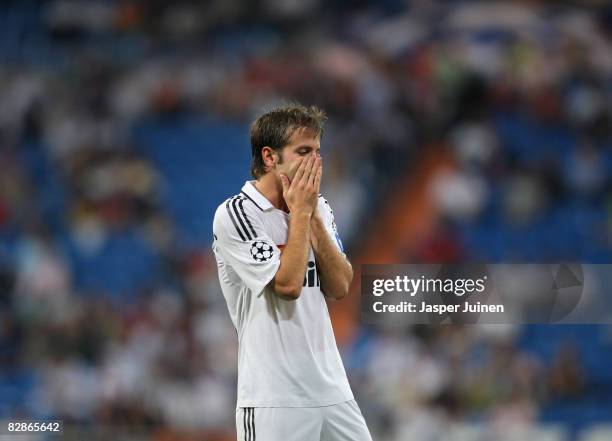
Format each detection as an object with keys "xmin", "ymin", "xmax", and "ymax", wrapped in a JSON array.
[
  {"xmin": 238, "ymin": 197, "xmax": 257, "ymax": 238},
  {"xmin": 225, "ymin": 195, "xmax": 257, "ymax": 242}
]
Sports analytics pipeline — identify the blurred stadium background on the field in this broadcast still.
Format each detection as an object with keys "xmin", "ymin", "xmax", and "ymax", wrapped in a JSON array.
[{"xmin": 0, "ymin": 0, "xmax": 611, "ymax": 440}]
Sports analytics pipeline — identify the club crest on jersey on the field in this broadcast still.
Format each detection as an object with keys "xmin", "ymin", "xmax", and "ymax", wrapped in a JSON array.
[{"xmin": 250, "ymin": 240, "xmax": 274, "ymax": 262}]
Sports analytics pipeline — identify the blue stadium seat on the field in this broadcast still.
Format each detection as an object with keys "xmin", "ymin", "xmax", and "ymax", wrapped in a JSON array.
[{"xmin": 132, "ymin": 117, "xmax": 252, "ymax": 249}]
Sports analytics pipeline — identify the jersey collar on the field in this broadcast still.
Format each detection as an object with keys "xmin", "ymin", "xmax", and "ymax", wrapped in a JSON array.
[{"xmin": 241, "ymin": 181, "xmax": 274, "ymax": 211}]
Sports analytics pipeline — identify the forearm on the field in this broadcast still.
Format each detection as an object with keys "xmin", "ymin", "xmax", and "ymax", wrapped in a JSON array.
[
  {"xmin": 273, "ymin": 211, "xmax": 312, "ymax": 300},
  {"xmin": 310, "ymin": 214, "xmax": 353, "ymax": 300}
]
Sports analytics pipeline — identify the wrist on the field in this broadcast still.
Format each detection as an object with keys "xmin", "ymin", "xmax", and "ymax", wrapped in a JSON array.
[
  {"xmin": 310, "ymin": 212, "xmax": 325, "ymax": 228},
  {"xmin": 291, "ymin": 208, "xmax": 313, "ymax": 220}
]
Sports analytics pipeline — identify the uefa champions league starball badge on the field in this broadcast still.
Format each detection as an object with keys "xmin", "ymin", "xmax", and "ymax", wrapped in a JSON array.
[{"xmin": 250, "ymin": 240, "xmax": 274, "ymax": 262}]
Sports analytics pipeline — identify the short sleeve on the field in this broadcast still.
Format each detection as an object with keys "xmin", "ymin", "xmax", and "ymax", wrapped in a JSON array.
[
  {"xmin": 318, "ymin": 196, "xmax": 346, "ymax": 256},
  {"xmin": 213, "ymin": 199, "xmax": 281, "ymax": 297}
]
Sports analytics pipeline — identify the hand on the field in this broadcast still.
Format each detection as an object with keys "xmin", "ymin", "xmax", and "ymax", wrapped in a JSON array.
[
  {"xmin": 280, "ymin": 155, "xmax": 322, "ymax": 216},
  {"xmin": 313, "ymin": 157, "xmax": 323, "ymax": 218}
]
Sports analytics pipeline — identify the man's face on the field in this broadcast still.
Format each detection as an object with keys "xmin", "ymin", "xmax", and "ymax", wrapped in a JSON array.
[{"xmin": 275, "ymin": 128, "xmax": 321, "ymax": 181}]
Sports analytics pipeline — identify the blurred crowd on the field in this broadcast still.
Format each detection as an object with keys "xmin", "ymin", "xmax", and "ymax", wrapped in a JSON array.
[{"xmin": 1, "ymin": 1, "xmax": 611, "ymax": 440}]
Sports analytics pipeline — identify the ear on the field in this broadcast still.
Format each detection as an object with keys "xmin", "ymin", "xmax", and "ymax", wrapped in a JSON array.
[{"xmin": 261, "ymin": 146, "xmax": 277, "ymax": 172}]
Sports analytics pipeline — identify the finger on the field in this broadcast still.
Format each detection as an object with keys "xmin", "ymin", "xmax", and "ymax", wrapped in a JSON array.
[
  {"xmin": 313, "ymin": 160, "xmax": 323, "ymax": 191},
  {"xmin": 280, "ymin": 174, "xmax": 290, "ymax": 193},
  {"xmin": 309, "ymin": 157, "xmax": 321, "ymax": 187},
  {"xmin": 300, "ymin": 154, "xmax": 316, "ymax": 184},
  {"xmin": 292, "ymin": 157, "xmax": 307, "ymax": 183}
]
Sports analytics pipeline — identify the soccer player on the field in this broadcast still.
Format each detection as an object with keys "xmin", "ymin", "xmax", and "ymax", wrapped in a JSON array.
[{"xmin": 212, "ymin": 104, "xmax": 373, "ymax": 441}]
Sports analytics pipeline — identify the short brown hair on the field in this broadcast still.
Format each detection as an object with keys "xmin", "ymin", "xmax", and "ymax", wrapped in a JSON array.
[{"xmin": 250, "ymin": 103, "xmax": 326, "ymax": 178}]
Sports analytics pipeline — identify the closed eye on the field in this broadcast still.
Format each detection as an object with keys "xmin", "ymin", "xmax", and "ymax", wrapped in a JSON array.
[{"xmin": 295, "ymin": 146, "xmax": 321, "ymax": 156}]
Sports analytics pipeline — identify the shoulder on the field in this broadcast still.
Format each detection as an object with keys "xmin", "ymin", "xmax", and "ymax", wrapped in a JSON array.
[
  {"xmin": 215, "ymin": 194, "xmax": 259, "ymax": 222},
  {"xmin": 214, "ymin": 193, "xmax": 262, "ymax": 241},
  {"xmin": 214, "ymin": 195, "xmax": 236, "ymax": 229},
  {"xmin": 317, "ymin": 194, "xmax": 335, "ymax": 217}
]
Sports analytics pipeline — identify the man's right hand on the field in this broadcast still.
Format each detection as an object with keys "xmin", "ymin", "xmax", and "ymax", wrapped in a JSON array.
[{"xmin": 280, "ymin": 155, "xmax": 322, "ymax": 216}]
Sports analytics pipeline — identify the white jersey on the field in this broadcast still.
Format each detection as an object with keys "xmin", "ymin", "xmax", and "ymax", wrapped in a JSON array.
[{"xmin": 212, "ymin": 180, "xmax": 354, "ymax": 408}]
